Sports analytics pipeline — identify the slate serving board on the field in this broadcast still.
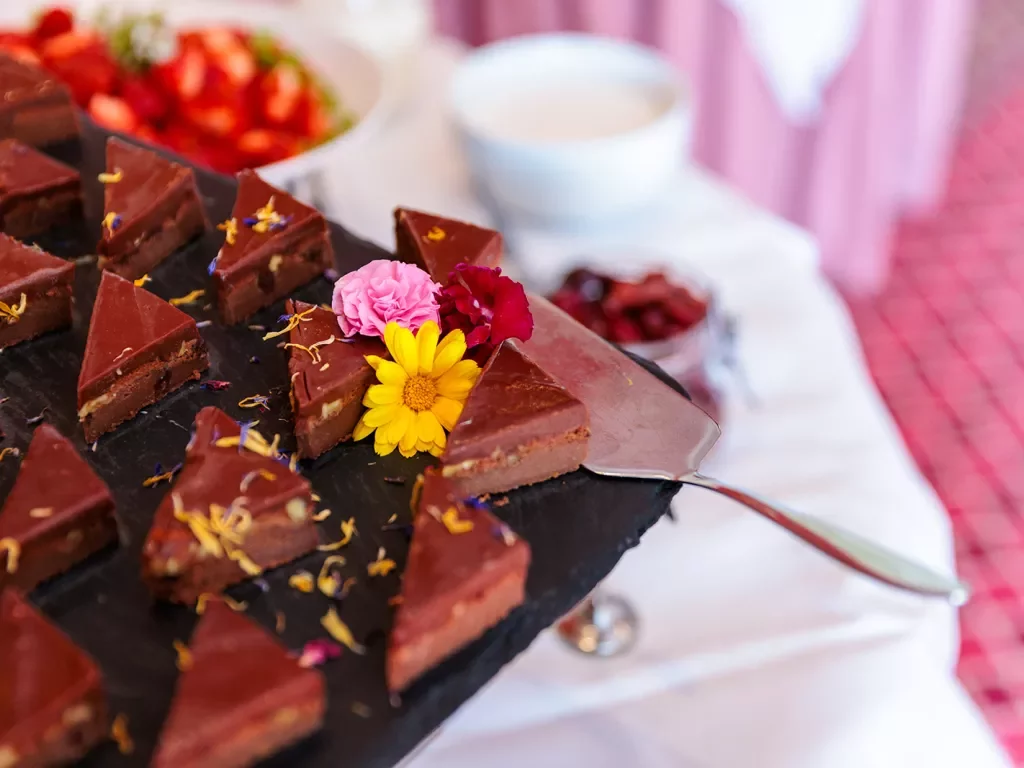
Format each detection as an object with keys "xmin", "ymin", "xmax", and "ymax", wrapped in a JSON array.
[{"xmin": 0, "ymin": 121, "xmax": 682, "ymax": 768}]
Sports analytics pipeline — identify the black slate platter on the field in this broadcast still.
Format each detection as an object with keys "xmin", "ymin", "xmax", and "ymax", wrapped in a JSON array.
[{"xmin": 0, "ymin": 121, "xmax": 682, "ymax": 768}]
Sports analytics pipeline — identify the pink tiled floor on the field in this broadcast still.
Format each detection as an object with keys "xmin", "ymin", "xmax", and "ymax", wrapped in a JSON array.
[{"xmin": 846, "ymin": 40, "xmax": 1024, "ymax": 761}]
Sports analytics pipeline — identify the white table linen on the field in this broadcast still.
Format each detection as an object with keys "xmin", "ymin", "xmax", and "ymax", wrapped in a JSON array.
[{"xmin": 318, "ymin": 41, "xmax": 1010, "ymax": 768}]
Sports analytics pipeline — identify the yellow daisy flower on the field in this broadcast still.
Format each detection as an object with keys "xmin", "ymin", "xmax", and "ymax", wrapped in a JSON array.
[{"xmin": 353, "ymin": 321, "xmax": 481, "ymax": 458}]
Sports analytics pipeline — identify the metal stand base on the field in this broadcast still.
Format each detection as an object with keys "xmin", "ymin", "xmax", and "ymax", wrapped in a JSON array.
[{"xmin": 556, "ymin": 592, "xmax": 638, "ymax": 657}]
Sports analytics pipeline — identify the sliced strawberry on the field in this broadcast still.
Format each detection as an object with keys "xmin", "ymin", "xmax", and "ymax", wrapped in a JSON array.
[
  {"xmin": 260, "ymin": 62, "xmax": 302, "ymax": 125},
  {"xmin": 32, "ymin": 7, "xmax": 74, "ymax": 43},
  {"xmin": 88, "ymin": 93, "xmax": 140, "ymax": 134},
  {"xmin": 237, "ymin": 128, "xmax": 298, "ymax": 167},
  {"xmin": 0, "ymin": 41, "xmax": 41, "ymax": 67},
  {"xmin": 198, "ymin": 139, "xmax": 245, "ymax": 174},
  {"xmin": 183, "ymin": 66, "xmax": 250, "ymax": 139},
  {"xmin": 46, "ymin": 45, "xmax": 118, "ymax": 107},
  {"xmin": 201, "ymin": 28, "xmax": 256, "ymax": 88},
  {"xmin": 289, "ymin": 87, "xmax": 332, "ymax": 139},
  {"xmin": 39, "ymin": 29, "xmax": 96, "ymax": 61},
  {"xmin": 154, "ymin": 44, "xmax": 207, "ymax": 103},
  {"xmin": 121, "ymin": 74, "xmax": 170, "ymax": 125}
]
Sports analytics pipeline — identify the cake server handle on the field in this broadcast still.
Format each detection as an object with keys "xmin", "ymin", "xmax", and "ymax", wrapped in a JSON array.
[{"xmin": 681, "ymin": 472, "xmax": 970, "ymax": 605}]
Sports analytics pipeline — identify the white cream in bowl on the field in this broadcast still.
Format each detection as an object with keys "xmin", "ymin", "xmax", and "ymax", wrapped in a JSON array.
[{"xmin": 450, "ymin": 34, "xmax": 690, "ymax": 224}]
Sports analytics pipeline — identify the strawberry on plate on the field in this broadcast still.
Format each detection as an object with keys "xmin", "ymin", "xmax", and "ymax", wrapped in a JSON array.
[
  {"xmin": 43, "ymin": 36, "xmax": 119, "ymax": 106},
  {"xmin": 289, "ymin": 87, "xmax": 333, "ymax": 140},
  {"xmin": 7, "ymin": 5, "xmax": 349, "ymax": 173},
  {"xmin": 198, "ymin": 27, "xmax": 256, "ymax": 89},
  {"xmin": 182, "ymin": 66, "xmax": 250, "ymax": 139},
  {"xmin": 32, "ymin": 7, "xmax": 74, "ymax": 43},
  {"xmin": 153, "ymin": 41, "xmax": 207, "ymax": 103},
  {"xmin": 0, "ymin": 33, "xmax": 41, "ymax": 66},
  {"xmin": 88, "ymin": 93, "xmax": 140, "ymax": 134},
  {"xmin": 260, "ymin": 61, "xmax": 303, "ymax": 125},
  {"xmin": 238, "ymin": 128, "xmax": 300, "ymax": 167},
  {"xmin": 121, "ymin": 73, "xmax": 170, "ymax": 125}
]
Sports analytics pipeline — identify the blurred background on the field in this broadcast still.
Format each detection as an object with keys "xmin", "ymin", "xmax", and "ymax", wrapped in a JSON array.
[{"xmin": 5, "ymin": 0, "xmax": 1024, "ymax": 764}]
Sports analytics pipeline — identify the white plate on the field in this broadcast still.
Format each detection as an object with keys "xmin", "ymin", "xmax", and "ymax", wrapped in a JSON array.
[{"xmin": 0, "ymin": 0, "xmax": 385, "ymax": 189}]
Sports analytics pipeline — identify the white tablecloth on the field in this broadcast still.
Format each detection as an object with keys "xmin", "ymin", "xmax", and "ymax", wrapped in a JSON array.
[{"xmin": 320, "ymin": 42, "xmax": 1010, "ymax": 768}]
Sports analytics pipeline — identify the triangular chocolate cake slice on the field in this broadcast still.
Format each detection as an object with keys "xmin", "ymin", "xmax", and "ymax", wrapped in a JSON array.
[
  {"xmin": 0, "ymin": 53, "xmax": 79, "ymax": 147},
  {"xmin": 77, "ymin": 271, "xmax": 209, "ymax": 442},
  {"xmin": 152, "ymin": 600, "xmax": 325, "ymax": 768},
  {"xmin": 0, "ymin": 233, "xmax": 73, "ymax": 350},
  {"xmin": 285, "ymin": 299, "xmax": 385, "ymax": 458},
  {"xmin": 387, "ymin": 470, "xmax": 530, "ymax": 692},
  {"xmin": 440, "ymin": 341, "xmax": 590, "ymax": 497},
  {"xmin": 0, "ymin": 589, "xmax": 108, "ymax": 766},
  {"xmin": 211, "ymin": 170, "xmax": 333, "ymax": 324},
  {"xmin": 98, "ymin": 138, "xmax": 207, "ymax": 279},
  {"xmin": 0, "ymin": 423, "xmax": 117, "ymax": 591},
  {"xmin": 0, "ymin": 139, "xmax": 81, "ymax": 239},
  {"xmin": 394, "ymin": 207, "xmax": 502, "ymax": 285},
  {"xmin": 141, "ymin": 407, "xmax": 318, "ymax": 603}
]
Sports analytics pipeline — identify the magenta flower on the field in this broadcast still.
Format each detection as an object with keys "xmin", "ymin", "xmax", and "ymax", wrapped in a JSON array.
[
  {"xmin": 332, "ymin": 259, "xmax": 440, "ymax": 338},
  {"xmin": 438, "ymin": 264, "xmax": 533, "ymax": 359}
]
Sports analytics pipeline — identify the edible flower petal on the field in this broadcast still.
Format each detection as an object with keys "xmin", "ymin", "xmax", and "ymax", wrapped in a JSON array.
[
  {"xmin": 111, "ymin": 714, "xmax": 134, "ymax": 755},
  {"xmin": 440, "ymin": 506, "xmax": 474, "ymax": 534},
  {"xmin": 321, "ymin": 607, "xmax": 366, "ymax": 655},
  {"xmin": 263, "ymin": 306, "xmax": 315, "ymax": 340},
  {"xmin": 367, "ymin": 546, "xmax": 396, "ymax": 577},
  {"xmin": 353, "ymin": 321, "xmax": 479, "ymax": 458},
  {"xmin": 438, "ymin": 264, "xmax": 534, "ymax": 361},
  {"xmin": 289, "ymin": 571, "xmax": 315, "ymax": 593},
  {"xmin": 331, "ymin": 259, "xmax": 440, "ymax": 339},
  {"xmin": 168, "ymin": 289, "xmax": 206, "ymax": 307},
  {"xmin": 218, "ymin": 217, "xmax": 238, "ymax": 245},
  {"xmin": 172, "ymin": 640, "xmax": 192, "ymax": 671},
  {"xmin": 0, "ymin": 293, "xmax": 27, "ymax": 325},
  {"xmin": 0, "ymin": 538, "xmax": 20, "ymax": 573},
  {"xmin": 317, "ymin": 555, "xmax": 346, "ymax": 596},
  {"xmin": 297, "ymin": 639, "xmax": 342, "ymax": 668}
]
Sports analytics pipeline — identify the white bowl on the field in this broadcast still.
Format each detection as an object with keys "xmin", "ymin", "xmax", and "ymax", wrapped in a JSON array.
[
  {"xmin": 0, "ymin": 0, "xmax": 384, "ymax": 188},
  {"xmin": 449, "ymin": 33, "xmax": 691, "ymax": 225}
]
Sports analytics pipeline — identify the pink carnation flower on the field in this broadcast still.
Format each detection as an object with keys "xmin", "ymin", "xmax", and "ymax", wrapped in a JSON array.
[{"xmin": 332, "ymin": 259, "xmax": 441, "ymax": 338}]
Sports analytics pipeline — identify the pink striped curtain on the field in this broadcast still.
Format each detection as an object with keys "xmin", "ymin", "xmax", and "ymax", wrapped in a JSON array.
[{"xmin": 435, "ymin": 0, "xmax": 976, "ymax": 294}]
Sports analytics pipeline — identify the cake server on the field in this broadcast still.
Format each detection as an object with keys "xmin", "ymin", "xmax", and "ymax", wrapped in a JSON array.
[{"xmin": 521, "ymin": 295, "xmax": 969, "ymax": 606}]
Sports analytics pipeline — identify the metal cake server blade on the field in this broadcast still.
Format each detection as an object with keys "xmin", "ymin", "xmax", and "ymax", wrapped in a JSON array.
[{"xmin": 522, "ymin": 295, "xmax": 969, "ymax": 606}]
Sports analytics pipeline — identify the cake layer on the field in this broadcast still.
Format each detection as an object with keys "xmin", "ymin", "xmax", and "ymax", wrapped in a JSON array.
[
  {"xmin": 0, "ymin": 138, "xmax": 81, "ymax": 239},
  {"xmin": 98, "ymin": 138, "xmax": 207, "ymax": 278},
  {"xmin": 388, "ymin": 570, "xmax": 525, "ymax": 693},
  {"xmin": 153, "ymin": 602, "xmax": 325, "ymax": 768},
  {"xmin": 286, "ymin": 299, "xmax": 383, "ymax": 458},
  {"xmin": 394, "ymin": 207, "xmax": 502, "ymax": 284},
  {"xmin": 212, "ymin": 170, "xmax": 333, "ymax": 324},
  {"xmin": 141, "ymin": 407, "xmax": 318, "ymax": 603},
  {"xmin": 387, "ymin": 471, "xmax": 530, "ymax": 692},
  {"xmin": 215, "ymin": 233, "xmax": 331, "ymax": 325},
  {"xmin": 77, "ymin": 271, "xmax": 208, "ymax": 407},
  {"xmin": 0, "ymin": 590, "xmax": 108, "ymax": 767},
  {"xmin": 0, "ymin": 235, "xmax": 74, "ymax": 350},
  {"xmin": 0, "ymin": 423, "xmax": 117, "ymax": 590},
  {"xmin": 0, "ymin": 54, "xmax": 78, "ymax": 147},
  {"xmin": 0, "ymin": 282, "xmax": 72, "ymax": 350},
  {"xmin": 439, "ymin": 342, "xmax": 590, "ymax": 497},
  {"xmin": 443, "ymin": 427, "xmax": 589, "ymax": 499},
  {"xmin": 79, "ymin": 337, "xmax": 207, "ymax": 442}
]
